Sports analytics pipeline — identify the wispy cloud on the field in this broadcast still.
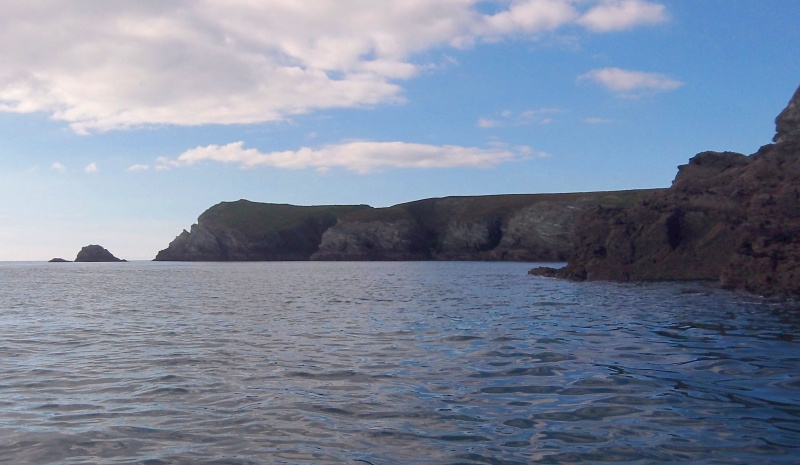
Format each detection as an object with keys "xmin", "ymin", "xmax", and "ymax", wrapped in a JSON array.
[
  {"xmin": 126, "ymin": 164, "xmax": 150, "ymax": 172},
  {"xmin": 583, "ymin": 117, "xmax": 614, "ymax": 124},
  {"xmin": 51, "ymin": 162, "xmax": 66, "ymax": 173},
  {"xmin": 155, "ymin": 141, "xmax": 533, "ymax": 174},
  {"xmin": 0, "ymin": 1, "xmax": 668, "ymax": 133},
  {"xmin": 579, "ymin": 67, "xmax": 683, "ymax": 96},
  {"xmin": 477, "ymin": 108, "xmax": 563, "ymax": 128},
  {"xmin": 84, "ymin": 162, "xmax": 98, "ymax": 173}
]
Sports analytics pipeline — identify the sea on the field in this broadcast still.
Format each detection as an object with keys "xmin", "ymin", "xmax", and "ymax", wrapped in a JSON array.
[{"xmin": 1, "ymin": 261, "xmax": 798, "ymax": 465}]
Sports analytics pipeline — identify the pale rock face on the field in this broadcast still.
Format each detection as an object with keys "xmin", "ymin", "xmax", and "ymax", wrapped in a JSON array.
[
  {"xmin": 439, "ymin": 219, "xmax": 501, "ymax": 255},
  {"xmin": 496, "ymin": 202, "xmax": 581, "ymax": 261},
  {"xmin": 312, "ymin": 219, "xmax": 424, "ymax": 260}
]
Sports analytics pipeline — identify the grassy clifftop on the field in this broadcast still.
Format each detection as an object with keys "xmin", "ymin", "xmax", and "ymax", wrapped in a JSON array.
[{"xmin": 198, "ymin": 200, "xmax": 370, "ymax": 240}]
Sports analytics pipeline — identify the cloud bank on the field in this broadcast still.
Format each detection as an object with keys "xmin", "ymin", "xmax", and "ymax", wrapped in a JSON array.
[
  {"xmin": 152, "ymin": 141, "xmax": 538, "ymax": 174},
  {"xmin": 0, "ymin": 1, "xmax": 668, "ymax": 133}
]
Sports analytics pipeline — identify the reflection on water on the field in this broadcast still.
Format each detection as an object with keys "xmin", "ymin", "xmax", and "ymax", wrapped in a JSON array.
[{"xmin": 1, "ymin": 261, "xmax": 799, "ymax": 464}]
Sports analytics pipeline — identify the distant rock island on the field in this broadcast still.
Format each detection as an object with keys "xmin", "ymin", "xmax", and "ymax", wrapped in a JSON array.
[
  {"xmin": 48, "ymin": 257, "xmax": 71, "ymax": 263},
  {"xmin": 75, "ymin": 245, "xmax": 127, "ymax": 262},
  {"xmin": 154, "ymin": 191, "xmax": 656, "ymax": 262},
  {"xmin": 533, "ymin": 84, "xmax": 800, "ymax": 296}
]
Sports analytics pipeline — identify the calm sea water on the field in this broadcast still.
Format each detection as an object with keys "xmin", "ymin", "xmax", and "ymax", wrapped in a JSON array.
[{"xmin": 1, "ymin": 261, "xmax": 798, "ymax": 465}]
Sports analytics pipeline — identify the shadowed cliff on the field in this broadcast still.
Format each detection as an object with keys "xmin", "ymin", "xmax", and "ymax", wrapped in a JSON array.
[
  {"xmin": 154, "ymin": 201, "xmax": 370, "ymax": 261},
  {"xmin": 155, "ymin": 191, "xmax": 656, "ymax": 262},
  {"xmin": 534, "ymin": 84, "xmax": 800, "ymax": 296}
]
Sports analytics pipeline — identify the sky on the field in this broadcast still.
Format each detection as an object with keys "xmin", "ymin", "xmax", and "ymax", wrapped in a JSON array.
[{"xmin": 1, "ymin": 0, "xmax": 799, "ymax": 261}]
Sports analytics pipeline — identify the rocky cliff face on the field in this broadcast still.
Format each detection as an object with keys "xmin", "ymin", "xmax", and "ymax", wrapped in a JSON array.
[
  {"xmin": 312, "ymin": 191, "xmax": 654, "ymax": 261},
  {"xmin": 538, "ymin": 84, "xmax": 800, "ymax": 295},
  {"xmin": 157, "ymin": 192, "xmax": 654, "ymax": 262}
]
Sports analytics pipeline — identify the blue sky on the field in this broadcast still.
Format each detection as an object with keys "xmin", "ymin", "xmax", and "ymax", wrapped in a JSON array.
[{"xmin": 1, "ymin": 0, "xmax": 798, "ymax": 261}]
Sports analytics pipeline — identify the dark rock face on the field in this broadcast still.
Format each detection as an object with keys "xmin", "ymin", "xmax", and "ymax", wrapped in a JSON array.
[
  {"xmin": 75, "ymin": 245, "xmax": 126, "ymax": 262},
  {"xmin": 774, "ymin": 85, "xmax": 800, "ymax": 143},
  {"xmin": 539, "ymin": 84, "xmax": 800, "ymax": 296},
  {"xmin": 157, "ymin": 192, "xmax": 654, "ymax": 262}
]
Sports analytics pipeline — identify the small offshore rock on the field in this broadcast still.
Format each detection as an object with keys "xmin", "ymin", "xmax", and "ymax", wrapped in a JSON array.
[
  {"xmin": 528, "ymin": 266, "xmax": 562, "ymax": 278},
  {"xmin": 48, "ymin": 257, "xmax": 71, "ymax": 263},
  {"xmin": 75, "ymin": 245, "xmax": 127, "ymax": 262}
]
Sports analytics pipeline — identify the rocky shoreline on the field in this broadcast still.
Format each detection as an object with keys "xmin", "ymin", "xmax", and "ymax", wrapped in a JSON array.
[{"xmin": 533, "ymin": 85, "xmax": 800, "ymax": 296}]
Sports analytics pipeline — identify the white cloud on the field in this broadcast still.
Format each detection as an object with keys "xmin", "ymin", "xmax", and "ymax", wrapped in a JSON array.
[
  {"xmin": 0, "ymin": 1, "xmax": 669, "ymax": 133},
  {"xmin": 482, "ymin": 0, "xmax": 580, "ymax": 37},
  {"xmin": 84, "ymin": 162, "xmax": 98, "ymax": 173},
  {"xmin": 51, "ymin": 162, "xmax": 66, "ymax": 173},
  {"xmin": 126, "ymin": 164, "xmax": 150, "ymax": 172},
  {"xmin": 579, "ymin": 67, "xmax": 683, "ymax": 95},
  {"xmin": 578, "ymin": 0, "xmax": 667, "ymax": 32},
  {"xmin": 156, "ymin": 141, "xmax": 529, "ymax": 174}
]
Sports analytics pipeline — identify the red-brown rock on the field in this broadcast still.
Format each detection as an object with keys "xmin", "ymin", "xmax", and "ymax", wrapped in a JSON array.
[{"xmin": 534, "ymin": 85, "xmax": 800, "ymax": 296}]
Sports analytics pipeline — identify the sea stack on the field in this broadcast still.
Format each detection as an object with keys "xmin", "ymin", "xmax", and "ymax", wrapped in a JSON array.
[{"xmin": 75, "ymin": 245, "xmax": 127, "ymax": 262}]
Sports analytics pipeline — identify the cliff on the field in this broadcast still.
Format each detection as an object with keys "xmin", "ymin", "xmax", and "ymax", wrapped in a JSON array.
[
  {"xmin": 154, "ymin": 200, "xmax": 369, "ymax": 261},
  {"xmin": 155, "ymin": 192, "xmax": 655, "ymax": 262},
  {"xmin": 311, "ymin": 192, "xmax": 654, "ymax": 261},
  {"xmin": 535, "ymin": 84, "xmax": 800, "ymax": 296}
]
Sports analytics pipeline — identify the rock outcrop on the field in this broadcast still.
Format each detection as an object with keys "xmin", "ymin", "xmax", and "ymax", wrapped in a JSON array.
[
  {"xmin": 75, "ymin": 245, "xmax": 126, "ymax": 262},
  {"xmin": 48, "ymin": 258, "xmax": 70, "ymax": 263},
  {"xmin": 156, "ymin": 192, "xmax": 655, "ymax": 262},
  {"xmin": 534, "ymin": 84, "xmax": 800, "ymax": 296}
]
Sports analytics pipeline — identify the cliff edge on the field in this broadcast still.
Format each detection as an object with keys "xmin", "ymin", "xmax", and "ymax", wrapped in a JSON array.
[
  {"xmin": 535, "ymin": 84, "xmax": 800, "ymax": 296},
  {"xmin": 155, "ymin": 192, "xmax": 655, "ymax": 262}
]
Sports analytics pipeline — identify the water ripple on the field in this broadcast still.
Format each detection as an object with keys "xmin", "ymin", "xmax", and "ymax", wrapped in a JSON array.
[{"xmin": 1, "ymin": 261, "xmax": 799, "ymax": 464}]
